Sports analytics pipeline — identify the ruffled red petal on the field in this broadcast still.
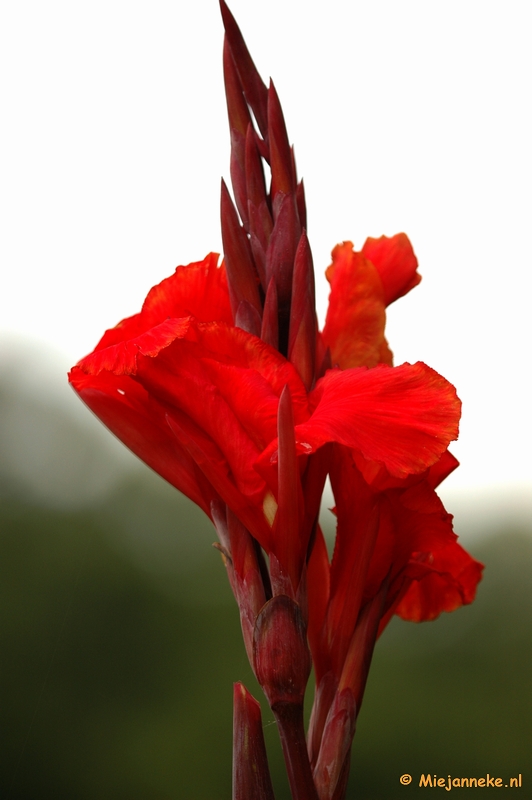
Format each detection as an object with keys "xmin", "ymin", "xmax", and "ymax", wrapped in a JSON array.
[
  {"xmin": 322, "ymin": 242, "xmax": 392, "ymax": 370},
  {"xmin": 297, "ymin": 362, "xmax": 460, "ymax": 478},
  {"xmin": 306, "ymin": 440, "xmax": 466, "ymax": 685},
  {"xmin": 72, "ymin": 312, "xmax": 313, "ymax": 550},
  {"xmin": 361, "ymin": 233, "xmax": 421, "ymax": 306},
  {"xmin": 364, "ymin": 482, "xmax": 457, "ymax": 605},
  {"xmin": 395, "ymin": 542, "xmax": 484, "ymax": 622},
  {"xmin": 88, "ymin": 253, "xmax": 232, "ymax": 354}
]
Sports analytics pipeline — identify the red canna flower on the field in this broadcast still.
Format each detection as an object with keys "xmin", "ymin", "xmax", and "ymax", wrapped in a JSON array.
[{"xmin": 69, "ymin": 3, "xmax": 483, "ymax": 798}]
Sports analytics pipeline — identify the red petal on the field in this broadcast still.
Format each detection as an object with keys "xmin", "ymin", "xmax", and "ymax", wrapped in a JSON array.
[
  {"xmin": 89, "ymin": 253, "xmax": 231, "ymax": 355},
  {"xmin": 298, "ymin": 362, "xmax": 461, "ymax": 478},
  {"xmin": 322, "ymin": 447, "xmax": 380, "ymax": 679},
  {"xmin": 367, "ymin": 482, "xmax": 457, "ymax": 602},
  {"xmin": 361, "ymin": 233, "xmax": 421, "ymax": 306},
  {"xmin": 78, "ymin": 317, "xmax": 192, "ymax": 376},
  {"xmin": 132, "ymin": 325, "xmax": 307, "ymax": 513},
  {"xmin": 68, "ymin": 367, "xmax": 217, "ymax": 516},
  {"xmin": 166, "ymin": 410, "xmax": 272, "ymax": 549},
  {"xmin": 427, "ymin": 449, "xmax": 460, "ymax": 488},
  {"xmin": 395, "ymin": 541, "xmax": 484, "ymax": 622},
  {"xmin": 352, "ymin": 448, "xmax": 459, "ymax": 493},
  {"xmin": 74, "ymin": 318, "xmax": 310, "ymax": 551},
  {"xmin": 322, "ymin": 241, "xmax": 392, "ymax": 369}
]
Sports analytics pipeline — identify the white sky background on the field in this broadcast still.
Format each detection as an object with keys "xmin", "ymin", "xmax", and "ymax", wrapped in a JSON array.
[{"xmin": 1, "ymin": 0, "xmax": 531, "ymax": 521}]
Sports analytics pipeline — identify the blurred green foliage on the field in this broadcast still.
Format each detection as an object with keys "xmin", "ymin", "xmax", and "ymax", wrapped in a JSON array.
[{"xmin": 1, "ymin": 472, "xmax": 530, "ymax": 798}]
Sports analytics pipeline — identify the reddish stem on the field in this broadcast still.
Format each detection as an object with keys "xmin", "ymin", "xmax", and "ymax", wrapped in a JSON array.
[{"xmin": 273, "ymin": 702, "xmax": 319, "ymax": 800}]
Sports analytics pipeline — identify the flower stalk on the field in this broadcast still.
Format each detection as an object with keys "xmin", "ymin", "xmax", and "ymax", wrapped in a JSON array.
[
  {"xmin": 274, "ymin": 702, "xmax": 320, "ymax": 800},
  {"xmin": 68, "ymin": 2, "xmax": 484, "ymax": 798}
]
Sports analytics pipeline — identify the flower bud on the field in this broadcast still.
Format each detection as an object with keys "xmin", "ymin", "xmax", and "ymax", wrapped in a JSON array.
[
  {"xmin": 253, "ymin": 594, "xmax": 311, "ymax": 709},
  {"xmin": 312, "ymin": 687, "xmax": 356, "ymax": 800},
  {"xmin": 233, "ymin": 682, "xmax": 275, "ymax": 800}
]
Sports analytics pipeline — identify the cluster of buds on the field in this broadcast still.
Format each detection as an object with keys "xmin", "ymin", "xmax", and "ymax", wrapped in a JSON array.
[
  {"xmin": 69, "ymin": 3, "xmax": 483, "ymax": 798},
  {"xmin": 218, "ymin": 6, "xmax": 331, "ymax": 794},
  {"xmin": 219, "ymin": 0, "xmax": 317, "ymax": 388}
]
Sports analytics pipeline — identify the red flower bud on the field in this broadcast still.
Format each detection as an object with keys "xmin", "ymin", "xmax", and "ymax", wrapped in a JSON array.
[
  {"xmin": 268, "ymin": 80, "xmax": 295, "ymax": 200},
  {"xmin": 288, "ymin": 230, "xmax": 317, "ymax": 391},
  {"xmin": 220, "ymin": 178, "xmax": 262, "ymax": 321},
  {"xmin": 253, "ymin": 594, "xmax": 311, "ymax": 709},
  {"xmin": 222, "ymin": 36, "xmax": 252, "ymax": 140},
  {"xmin": 219, "ymin": 0, "xmax": 269, "ymax": 141},
  {"xmin": 313, "ymin": 688, "xmax": 356, "ymax": 800},
  {"xmin": 232, "ymin": 682, "xmax": 275, "ymax": 800},
  {"xmin": 261, "ymin": 278, "xmax": 279, "ymax": 349},
  {"xmin": 265, "ymin": 191, "xmax": 301, "ymax": 313},
  {"xmin": 229, "ymin": 128, "xmax": 249, "ymax": 232}
]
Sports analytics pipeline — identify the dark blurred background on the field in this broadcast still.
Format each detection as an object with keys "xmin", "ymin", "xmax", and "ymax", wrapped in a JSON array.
[{"xmin": 1, "ymin": 349, "xmax": 530, "ymax": 799}]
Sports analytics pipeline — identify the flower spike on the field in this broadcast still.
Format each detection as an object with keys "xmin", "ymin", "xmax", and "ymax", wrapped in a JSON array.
[{"xmin": 220, "ymin": 0, "xmax": 308, "ymax": 362}]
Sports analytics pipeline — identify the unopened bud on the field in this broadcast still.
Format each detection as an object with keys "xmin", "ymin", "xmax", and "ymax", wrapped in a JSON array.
[
  {"xmin": 219, "ymin": 0, "xmax": 269, "ymax": 139},
  {"xmin": 265, "ymin": 192, "xmax": 301, "ymax": 309},
  {"xmin": 268, "ymin": 80, "xmax": 295, "ymax": 200},
  {"xmin": 220, "ymin": 179, "xmax": 262, "ymax": 321},
  {"xmin": 288, "ymin": 230, "xmax": 317, "ymax": 390},
  {"xmin": 235, "ymin": 299, "xmax": 262, "ymax": 337},
  {"xmin": 233, "ymin": 682, "xmax": 275, "ymax": 800},
  {"xmin": 253, "ymin": 594, "xmax": 311, "ymax": 709},
  {"xmin": 312, "ymin": 688, "xmax": 356, "ymax": 800}
]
